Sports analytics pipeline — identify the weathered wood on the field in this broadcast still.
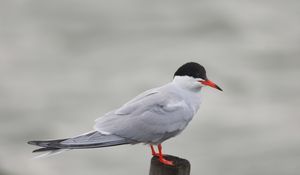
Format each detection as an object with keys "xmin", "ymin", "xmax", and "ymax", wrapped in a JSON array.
[{"xmin": 149, "ymin": 155, "xmax": 190, "ymax": 175}]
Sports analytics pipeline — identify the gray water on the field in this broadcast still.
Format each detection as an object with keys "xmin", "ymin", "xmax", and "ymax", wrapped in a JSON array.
[{"xmin": 1, "ymin": 1, "xmax": 300, "ymax": 175}]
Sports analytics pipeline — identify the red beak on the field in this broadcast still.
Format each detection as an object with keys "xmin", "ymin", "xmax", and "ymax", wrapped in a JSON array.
[{"xmin": 200, "ymin": 80, "xmax": 223, "ymax": 91}]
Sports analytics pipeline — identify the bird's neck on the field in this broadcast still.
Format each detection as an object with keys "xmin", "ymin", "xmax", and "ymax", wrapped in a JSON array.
[
  {"xmin": 170, "ymin": 77, "xmax": 202, "ymax": 115},
  {"xmin": 172, "ymin": 76, "xmax": 203, "ymax": 92}
]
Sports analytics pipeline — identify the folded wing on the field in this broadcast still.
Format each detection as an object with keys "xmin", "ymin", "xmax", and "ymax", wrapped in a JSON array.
[{"xmin": 94, "ymin": 86, "xmax": 192, "ymax": 144}]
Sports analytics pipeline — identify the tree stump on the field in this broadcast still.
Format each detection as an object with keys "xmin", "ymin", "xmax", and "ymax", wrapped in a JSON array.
[{"xmin": 149, "ymin": 155, "xmax": 190, "ymax": 175}]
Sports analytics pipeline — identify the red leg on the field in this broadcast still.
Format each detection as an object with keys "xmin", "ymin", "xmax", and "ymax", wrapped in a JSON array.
[
  {"xmin": 150, "ymin": 145, "xmax": 159, "ymax": 156},
  {"xmin": 157, "ymin": 144, "xmax": 174, "ymax": 166}
]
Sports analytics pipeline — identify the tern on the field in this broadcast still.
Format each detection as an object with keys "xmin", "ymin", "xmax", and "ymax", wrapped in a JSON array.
[{"xmin": 28, "ymin": 62, "xmax": 222, "ymax": 166}]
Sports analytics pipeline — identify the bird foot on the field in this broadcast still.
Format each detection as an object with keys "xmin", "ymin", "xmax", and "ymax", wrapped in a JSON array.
[{"xmin": 159, "ymin": 157, "xmax": 174, "ymax": 166}]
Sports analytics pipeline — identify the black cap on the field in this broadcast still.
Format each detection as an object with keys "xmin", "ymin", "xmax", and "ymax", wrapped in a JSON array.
[{"xmin": 174, "ymin": 62, "xmax": 207, "ymax": 80}]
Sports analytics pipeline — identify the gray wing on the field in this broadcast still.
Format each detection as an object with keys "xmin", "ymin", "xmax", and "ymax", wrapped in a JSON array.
[{"xmin": 94, "ymin": 87, "xmax": 193, "ymax": 144}]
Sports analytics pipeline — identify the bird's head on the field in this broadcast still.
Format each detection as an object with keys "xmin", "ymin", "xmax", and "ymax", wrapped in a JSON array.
[{"xmin": 173, "ymin": 62, "xmax": 223, "ymax": 92}]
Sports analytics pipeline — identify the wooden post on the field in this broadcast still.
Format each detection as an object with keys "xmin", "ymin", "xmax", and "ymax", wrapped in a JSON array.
[{"xmin": 149, "ymin": 155, "xmax": 190, "ymax": 175}]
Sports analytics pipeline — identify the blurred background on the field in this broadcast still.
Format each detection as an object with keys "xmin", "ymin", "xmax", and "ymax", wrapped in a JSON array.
[{"xmin": 1, "ymin": 0, "xmax": 300, "ymax": 175}]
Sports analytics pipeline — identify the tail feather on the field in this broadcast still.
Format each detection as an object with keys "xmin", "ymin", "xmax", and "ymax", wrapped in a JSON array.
[
  {"xmin": 28, "ymin": 131, "xmax": 135, "ymax": 153},
  {"xmin": 28, "ymin": 139, "xmax": 67, "ymax": 149},
  {"xmin": 32, "ymin": 147, "xmax": 60, "ymax": 153},
  {"xmin": 32, "ymin": 149, "xmax": 69, "ymax": 159}
]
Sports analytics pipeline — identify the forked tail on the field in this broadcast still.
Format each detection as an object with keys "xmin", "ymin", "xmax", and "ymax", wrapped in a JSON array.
[{"xmin": 28, "ymin": 131, "xmax": 135, "ymax": 157}]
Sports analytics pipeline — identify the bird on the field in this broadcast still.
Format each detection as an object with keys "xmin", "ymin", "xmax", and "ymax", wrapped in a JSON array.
[{"xmin": 28, "ymin": 62, "xmax": 222, "ymax": 166}]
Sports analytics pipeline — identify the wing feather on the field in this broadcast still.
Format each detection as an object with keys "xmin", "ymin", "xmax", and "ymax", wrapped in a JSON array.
[{"xmin": 94, "ymin": 85, "xmax": 193, "ymax": 144}]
